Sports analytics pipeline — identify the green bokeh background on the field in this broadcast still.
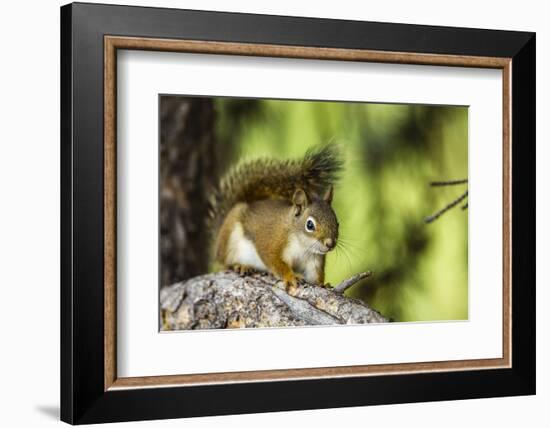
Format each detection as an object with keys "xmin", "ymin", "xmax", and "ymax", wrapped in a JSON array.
[{"xmin": 214, "ymin": 98, "xmax": 468, "ymax": 322}]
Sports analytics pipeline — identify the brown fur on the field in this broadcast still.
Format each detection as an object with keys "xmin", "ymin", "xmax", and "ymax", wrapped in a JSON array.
[{"xmin": 210, "ymin": 145, "xmax": 343, "ymax": 290}]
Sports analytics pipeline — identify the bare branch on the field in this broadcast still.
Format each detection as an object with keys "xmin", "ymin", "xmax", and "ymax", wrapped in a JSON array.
[
  {"xmin": 333, "ymin": 271, "xmax": 372, "ymax": 294},
  {"xmin": 430, "ymin": 179, "xmax": 468, "ymax": 187},
  {"xmin": 425, "ymin": 190, "xmax": 468, "ymax": 224},
  {"xmin": 161, "ymin": 271, "xmax": 387, "ymax": 330}
]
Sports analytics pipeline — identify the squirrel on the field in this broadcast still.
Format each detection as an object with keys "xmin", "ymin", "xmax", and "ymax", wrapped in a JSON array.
[{"xmin": 208, "ymin": 145, "xmax": 343, "ymax": 293}]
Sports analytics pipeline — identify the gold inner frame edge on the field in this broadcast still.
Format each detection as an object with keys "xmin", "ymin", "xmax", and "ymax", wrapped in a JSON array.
[{"xmin": 104, "ymin": 35, "xmax": 512, "ymax": 391}]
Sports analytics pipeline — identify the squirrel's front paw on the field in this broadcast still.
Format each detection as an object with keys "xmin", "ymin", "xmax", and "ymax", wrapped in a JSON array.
[{"xmin": 283, "ymin": 273, "xmax": 303, "ymax": 296}]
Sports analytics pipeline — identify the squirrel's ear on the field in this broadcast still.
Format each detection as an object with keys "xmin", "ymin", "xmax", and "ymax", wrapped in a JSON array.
[
  {"xmin": 323, "ymin": 185, "xmax": 334, "ymax": 205},
  {"xmin": 292, "ymin": 189, "xmax": 308, "ymax": 216}
]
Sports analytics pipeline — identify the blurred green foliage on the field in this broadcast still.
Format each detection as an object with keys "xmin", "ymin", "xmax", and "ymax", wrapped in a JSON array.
[{"xmin": 214, "ymin": 98, "xmax": 468, "ymax": 322}]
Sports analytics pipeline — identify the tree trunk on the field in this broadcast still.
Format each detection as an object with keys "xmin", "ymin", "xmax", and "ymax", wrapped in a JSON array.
[
  {"xmin": 161, "ymin": 271, "xmax": 388, "ymax": 330},
  {"xmin": 160, "ymin": 96, "xmax": 217, "ymax": 286}
]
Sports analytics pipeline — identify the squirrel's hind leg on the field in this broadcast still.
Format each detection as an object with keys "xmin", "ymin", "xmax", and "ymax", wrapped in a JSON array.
[{"xmin": 228, "ymin": 264, "xmax": 256, "ymax": 276}]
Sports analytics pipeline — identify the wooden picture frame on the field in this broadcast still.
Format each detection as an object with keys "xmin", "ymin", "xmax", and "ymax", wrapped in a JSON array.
[{"xmin": 61, "ymin": 2, "xmax": 535, "ymax": 424}]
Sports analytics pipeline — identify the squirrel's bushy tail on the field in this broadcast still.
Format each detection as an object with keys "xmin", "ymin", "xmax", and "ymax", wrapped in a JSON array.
[{"xmin": 208, "ymin": 144, "xmax": 343, "ymax": 235}]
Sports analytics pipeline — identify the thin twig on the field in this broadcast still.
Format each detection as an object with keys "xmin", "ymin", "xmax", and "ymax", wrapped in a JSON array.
[
  {"xmin": 424, "ymin": 190, "xmax": 468, "ymax": 224},
  {"xmin": 430, "ymin": 179, "xmax": 468, "ymax": 187},
  {"xmin": 333, "ymin": 271, "xmax": 372, "ymax": 294}
]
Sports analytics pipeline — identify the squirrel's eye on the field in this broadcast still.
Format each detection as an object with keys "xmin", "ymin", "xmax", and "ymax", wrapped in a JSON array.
[{"xmin": 306, "ymin": 218, "xmax": 316, "ymax": 232}]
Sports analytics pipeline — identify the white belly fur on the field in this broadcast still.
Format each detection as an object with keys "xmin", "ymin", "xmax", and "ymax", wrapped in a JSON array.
[
  {"xmin": 227, "ymin": 222, "xmax": 267, "ymax": 271},
  {"xmin": 283, "ymin": 234, "xmax": 323, "ymax": 284}
]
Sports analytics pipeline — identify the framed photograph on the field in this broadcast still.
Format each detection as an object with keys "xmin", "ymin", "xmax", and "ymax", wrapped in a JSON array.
[{"xmin": 60, "ymin": 2, "xmax": 535, "ymax": 424}]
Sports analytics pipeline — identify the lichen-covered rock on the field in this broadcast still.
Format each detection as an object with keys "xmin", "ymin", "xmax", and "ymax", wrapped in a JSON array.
[{"xmin": 160, "ymin": 271, "xmax": 387, "ymax": 330}]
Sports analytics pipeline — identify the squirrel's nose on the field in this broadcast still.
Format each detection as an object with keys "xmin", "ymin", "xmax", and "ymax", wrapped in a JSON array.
[{"xmin": 324, "ymin": 238, "xmax": 336, "ymax": 249}]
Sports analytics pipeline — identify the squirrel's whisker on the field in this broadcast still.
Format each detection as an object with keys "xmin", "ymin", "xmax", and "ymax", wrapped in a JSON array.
[
  {"xmin": 334, "ymin": 244, "xmax": 353, "ymax": 275},
  {"xmin": 337, "ymin": 240, "xmax": 355, "ymax": 256},
  {"xmin": 337, "ymin": 238, "xmax": 368, "ymax": 256}
]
